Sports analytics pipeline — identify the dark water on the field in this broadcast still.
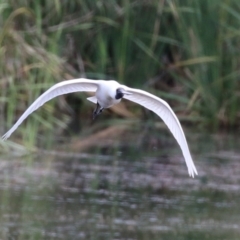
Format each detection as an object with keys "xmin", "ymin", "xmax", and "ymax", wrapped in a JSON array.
[{"xmin": 0, "ymin": 130, "xmax": 240, "ymax": 240}]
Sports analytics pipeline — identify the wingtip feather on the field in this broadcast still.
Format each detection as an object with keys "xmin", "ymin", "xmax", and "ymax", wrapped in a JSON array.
[
  {"xmin": 2, "ymin": 131, "xmax": 11, "ymax": 141},
  {"xmin": 188, "ymin": 166, "xmax": 198, "ymax": 178}
]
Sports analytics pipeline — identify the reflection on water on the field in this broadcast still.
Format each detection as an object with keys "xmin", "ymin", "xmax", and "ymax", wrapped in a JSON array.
[{"xmin": 0, "ymin": 130, "xmax": 240, "ymax": 239}]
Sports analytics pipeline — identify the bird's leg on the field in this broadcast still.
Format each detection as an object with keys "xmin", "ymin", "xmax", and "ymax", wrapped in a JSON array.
[{"xmin": 93, "ymin": 102, "xmax": 104, "ymax": 120}]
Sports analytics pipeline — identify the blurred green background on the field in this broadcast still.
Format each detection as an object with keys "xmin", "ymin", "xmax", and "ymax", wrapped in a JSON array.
[
  {"xmin": 1, "ymin": 1, "xmax": 240, "ymax": 239},
  {"xmin": 1, "ymin": 0, "xmax": 240, "ymax": 145}
]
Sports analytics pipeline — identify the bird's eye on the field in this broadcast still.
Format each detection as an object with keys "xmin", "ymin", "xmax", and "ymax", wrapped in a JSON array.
[{"xmin": 115, "ymin": 89, "xmax": 124, "ymax": 100}]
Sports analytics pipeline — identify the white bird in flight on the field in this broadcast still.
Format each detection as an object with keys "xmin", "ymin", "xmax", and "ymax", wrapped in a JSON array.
[{"xmin": 2, "ymin": 79, "xmax": 198, "ymax": 177}]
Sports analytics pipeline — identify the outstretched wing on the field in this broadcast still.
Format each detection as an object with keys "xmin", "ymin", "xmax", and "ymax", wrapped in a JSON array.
[
  {"xmin": 2, "ymin": 78, "xmax": 100, "ymax": 140},
  {"xmin": 122, "ymin": 86, "xmax": 198, "ymax": 177}
]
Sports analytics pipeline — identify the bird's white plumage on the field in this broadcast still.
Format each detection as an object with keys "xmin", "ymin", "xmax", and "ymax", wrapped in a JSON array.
[
  {"xmin": 87, "ymin": 96, "xmax": 98, "ymax": 104},
  {"xmin": 2, "ymin": 79, "xmax": 99, "ymax": 140},
  {"xmin": 122, "ymin": 86, "xmax": 198, "ymax": 177},
  {"xmin": 2, "ymin": 78, "xmax": 197, "ymax": 177},
  {"xmin": 95, "ymin": 80, "xmax": 122, "ymax": 108}
]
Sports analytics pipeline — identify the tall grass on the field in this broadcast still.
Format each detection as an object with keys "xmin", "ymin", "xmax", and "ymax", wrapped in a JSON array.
[
  {"xmin": 1, "ymin": 0, "xmax": 240, "ymax": 147},
  {"xmin": 166, "ymin": 0, "xmax": 240, "ymax": 128}
]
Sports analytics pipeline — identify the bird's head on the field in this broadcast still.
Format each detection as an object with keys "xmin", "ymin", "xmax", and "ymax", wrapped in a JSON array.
[{"xmin": 115, "ymin": 88, "xmax": 132, "ymax": 100}]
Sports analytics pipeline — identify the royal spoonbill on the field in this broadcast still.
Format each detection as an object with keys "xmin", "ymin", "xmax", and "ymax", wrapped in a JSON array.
[{"xmin": 2, "ymin": 79, "xmax": 197, "ymax": 177}]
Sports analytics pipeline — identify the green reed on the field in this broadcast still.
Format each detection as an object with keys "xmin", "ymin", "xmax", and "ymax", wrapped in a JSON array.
[
  {"xmin": 1, "ymin": 0, "xmax": 240, "ymax": 148},
  {"xmin": 166, "ymin": 0, "xmax": 240, "ymax": 128}
]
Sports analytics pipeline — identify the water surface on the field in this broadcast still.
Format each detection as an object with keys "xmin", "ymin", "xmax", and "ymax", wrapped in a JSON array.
[{"xmin": 0, "ymin": 130, "xmax": 239, "ymax": 239}]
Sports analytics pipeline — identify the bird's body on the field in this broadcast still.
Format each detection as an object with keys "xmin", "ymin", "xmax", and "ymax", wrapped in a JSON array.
[
  {"xmin": 95, "ymin": 80, "xmax": 122, "ymax": 108},
  {"xmin": 2, "ymin": 78, "xmax": 198, "ymax": 177}
]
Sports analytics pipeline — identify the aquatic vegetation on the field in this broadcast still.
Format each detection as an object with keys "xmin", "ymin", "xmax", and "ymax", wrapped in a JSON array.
[
  {"xmin": 1, "ymin": 0, "xmax": 240, "ymax": 146},
  {"xmin": 169, "ymin": 0, "xmax": 240, "ymax": 129}
]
